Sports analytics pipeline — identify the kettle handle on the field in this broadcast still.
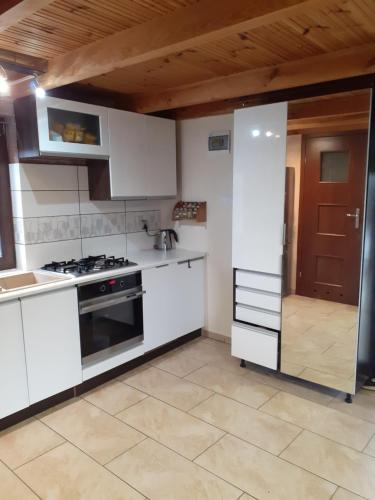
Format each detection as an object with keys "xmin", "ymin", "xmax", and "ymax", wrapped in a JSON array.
[{"xmin": 170, "ymin": 229, "xmax": 178, "ymax": 243}]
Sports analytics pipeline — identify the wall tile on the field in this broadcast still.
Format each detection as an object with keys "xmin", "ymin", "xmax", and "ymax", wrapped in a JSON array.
[
  {"xmin": 126, "ymin": 199, "xmax": 163, "ymax": 212},
  {"xmin": 20, "ymin": 216, "xmax": 81, "ymax": 244},
  {"xmin": 81, "ymin": 234, "xmax": 127, "ymax": 258},
  {"xmin": 126, "ymin": 211, "xmax": 160, "ymax": 233},
  {"xmin": 78, "ymin": 167, "xmax": 89, "ymax": 191},
  {"xmin": 126, "ymin": 232, "xmax": 156, "ymax": 254},
  {"xmin": 9, "ymin": 163, "xmax": 78, "ymax": 191},
  {"xmin": 79, "ymin": 191, "xmax": 125, "ymax": 214},
  {"xmin": 12, "ymin": 190, "xmax": 79, "ymax": 218},
  {"xmin": 80, "ymin": 213, "xmax": 126, "ymax": 238},
  {"xmin": 13, "ymin": 218, "xmax": 25, "ymax": 244},
  {"xmin": 15, "ymin": 240, "xmax": 82, "ymax": 270}
]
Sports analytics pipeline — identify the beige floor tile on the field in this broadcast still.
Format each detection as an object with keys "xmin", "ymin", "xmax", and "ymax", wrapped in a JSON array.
[
  {"xmin": 83, "ymin": 380, "xmax": 147, "ymax": 415},
  {"xmin": 117, "ymin": 397, "xmax": 224, "ymax": 460},
  {"xmin": 281, "ymin": 430, "xmax": 375, "ymax": 499},
  {"xmin": 329, "ymin": 390, "xmax": 375, "ymax": 423},
  {"xmin": 17, "ymin": 442, "xmax": 144, "ymax": 499},
  {"xmin": 190, "ymin": 394, "xmax": 300, "ymax": 455},
  {"xmin": 124, "ymin": 366, "xmax": 212, "ymax": 411},
  {"xmin": 177, "ymin": 339, "xmax": 230, "ymax": 364},
  {"xmin": 298, "ymin": 368, "xmax": 354, "ymax": 394},
  {"xmin": 107, "ymin": 438, "xmax": 241, "ymax": 500},
  {"xmin": 207, "ymin": 354, "xmax": 249, "ymax": 377},
  {"xmin": 0, "ymin": 461, "xmax": 38, "ymax": 499},
  {"xmin": 364, "ymin": 434, "xmax": 375, "ymax": 457},
  {"xmin": 333, "ymin": 488, "xmax": 366, "ymax": 500},
  {"xmin": 280, "ymin": 361, "xmax": 305, "ymax": 377},
  {"xmin": 40, "ymin": 399, "xmax": 145, "ymax": 464},
  {"xmin": 239, "ymin": 495, "xmax": 257, "ymax": 500},
  {"xmin": 0, "ymin": 418, "xmax": 64, "ymax": 469},
  {"xmin": 261, "ymin": 391, "xmax": 375, "ymax": 451},
  {"xmin": 195, "ymin": 434, "xmax": 336, "ymax": 500},
  {"xmin": 186, "ymin": 365, "xmax": 278, "ymax": 409},
  {"xmin": 244, "ymin": 368, "xmax": 336, "ymax": 405},
  {"xmin": 152, "ymin": 349, "xmax": 207, "ymax": 377}
]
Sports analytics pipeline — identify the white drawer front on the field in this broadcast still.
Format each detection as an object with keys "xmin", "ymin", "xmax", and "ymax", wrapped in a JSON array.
[
  {"xmin": 231, "ymin": 323, "xmax": 278, "ymax": 370},
  {"xmin": 236, "ymin": 287, "xmax": 281, "ymax": 312},
  {"xmin": 236, "ymin": 270, "xmax": 281, "ymax": 294},
  {"xmin": 235, "ymin": 305, "xmax": 281, "ymax": 330}
]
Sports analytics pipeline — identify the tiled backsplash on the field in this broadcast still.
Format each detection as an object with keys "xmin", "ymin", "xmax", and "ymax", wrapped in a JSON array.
[{"xmin": 10, "ymin": 163, "xmax": 174, "ymax": 270}]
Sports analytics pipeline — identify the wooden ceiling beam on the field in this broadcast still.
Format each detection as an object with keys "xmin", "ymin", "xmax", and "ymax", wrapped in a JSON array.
[
  {"xmin": 38, "ymin": 0, "xmax": 319, "ymax": 90},
  {"xmin": 127, "ymin": 43, "xmax": 375, "ymax": 113},
  {"xmin": 0, "ymin": 0, "xmax": 54, "ymax": 32},
  {"xmin": 288, "ymin": 93, "xmax": 371, "ymax": 120},
  {"xmin": 0, "ymin": 48, "xmax": 47, "ymax": 74},
  {"xmin": 288, "ymin": 113, "xmax": 369, "ymax": 133}
]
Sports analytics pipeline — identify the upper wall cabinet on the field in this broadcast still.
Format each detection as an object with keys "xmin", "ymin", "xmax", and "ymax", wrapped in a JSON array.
[
  {"xmin": 14, "ymin": 95, "xmax": 109, "ymax": 160},
  {"xmin": 232, "ymin": 102, "xmax": 287, "ymax": 275},
  {"xmin": 88, "ymin": 109, "xmax": 177, "ymax": 200}
]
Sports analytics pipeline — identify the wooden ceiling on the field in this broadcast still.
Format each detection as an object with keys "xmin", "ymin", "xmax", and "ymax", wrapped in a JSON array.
[{"xmin": 0, "ymin": 0, "xmax": 374, "ymax": 133}]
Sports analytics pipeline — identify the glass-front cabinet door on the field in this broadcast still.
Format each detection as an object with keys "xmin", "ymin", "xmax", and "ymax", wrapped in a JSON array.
[{"xmin": 35, "ymin": 96, "xmax": 109, "ymax": 158}]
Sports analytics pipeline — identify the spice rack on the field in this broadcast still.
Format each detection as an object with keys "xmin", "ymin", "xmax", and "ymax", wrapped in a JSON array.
[{"xmin": 172, "ymin": 201, "xmax": 207, "ymax": 223}]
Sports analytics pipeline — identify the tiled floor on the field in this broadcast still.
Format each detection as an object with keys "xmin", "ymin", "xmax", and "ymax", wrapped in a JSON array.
[
  {"xmin": 0, "ymin": 337, "xmax": 374, "ymax": 499},
  {"xmin": 281, "ymin": 295, "xmax": 358, "ymax": 393}
]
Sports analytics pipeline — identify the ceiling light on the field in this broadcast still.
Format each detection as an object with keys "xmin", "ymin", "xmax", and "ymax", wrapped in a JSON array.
[
  {"xmin": 0, "ymin": 65, "xmax": 9, "ymax": 95},
  {"xmin": 251, "ymin": 129, "xmax": 260, "ymax": 137},
  {"xmin": 32, "ymin": 76, "xmax": 46, "ymax": 98},
  {"xmin": 265, "ymin": 130, "xmax": 273, "ymax": 137}
]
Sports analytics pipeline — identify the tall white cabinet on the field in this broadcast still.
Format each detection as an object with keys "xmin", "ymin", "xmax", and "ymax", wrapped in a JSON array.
[{"xmin": 231, "ymin": 102, "xmax": 287, "ymax": 369}]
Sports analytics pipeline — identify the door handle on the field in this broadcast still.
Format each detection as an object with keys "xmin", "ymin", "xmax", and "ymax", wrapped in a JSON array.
[{"xmin": 346, "ymin": 208, "xmax": 360, "ymax": 229}]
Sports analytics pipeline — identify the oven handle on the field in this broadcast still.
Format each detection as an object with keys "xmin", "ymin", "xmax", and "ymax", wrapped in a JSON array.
[{"xmin": 79, "ymin": 290, "xmax": 145, "ymax": 315}]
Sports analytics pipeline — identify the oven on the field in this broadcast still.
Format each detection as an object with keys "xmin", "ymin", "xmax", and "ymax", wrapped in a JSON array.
[{"xmin": 78, "ymin": 271, "xmax": 144, "ymax": 365}]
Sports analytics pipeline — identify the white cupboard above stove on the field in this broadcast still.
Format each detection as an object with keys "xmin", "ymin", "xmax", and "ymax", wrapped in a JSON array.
[
  {"xmin": 88, "ymin": 108, "xmax": 177, "ymax": 200},
  {"xmin": 0, "ymin": 300, "xmax": 29, "ymax": 418},
  {"xmin": 21, "ymin": 287, "xmax": 82, "ymax": 404}
]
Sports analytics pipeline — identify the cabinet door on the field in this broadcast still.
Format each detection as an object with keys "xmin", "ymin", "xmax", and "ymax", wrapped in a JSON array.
[
  {"xmin": 143, "ymin": 259, "xmax": 205, "ymax": 352},
  {"xmin": 36, "ymin": 96, "xmax": 109, "ymax": 158},
  {"xmin": 142, "ymin": 264, "xmax": 178, "ymax": 351},
  {"xmin": 0, "ymin": 300, "xmax": 29, "ymax": 418},
  {"xmin": 145, "ymin": 115, "xmax": 177, "ymax": 197},
  {"xmin": 232, "ymin": 102, "xmax": 287, "ymax": 275},
  {"xmin": 108, "ymin": 108, "xmax": 147, "ymax": 199},
  {"xmin": 21, "ymin": 288, "xmax": 82, "ymax": 404},
  {"xmin": 175, "ymin": 258, "xmax": 205, "ymax": 336}
]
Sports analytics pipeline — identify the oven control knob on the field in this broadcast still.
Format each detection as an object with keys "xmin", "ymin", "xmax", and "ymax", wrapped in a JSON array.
[
  {"xmin": 99, "ymin": 284, "xmax": 107, "ymax": 293},
  {"xmin": 120, "ymin": 280, "xmax": 125, "ymax": 288}
]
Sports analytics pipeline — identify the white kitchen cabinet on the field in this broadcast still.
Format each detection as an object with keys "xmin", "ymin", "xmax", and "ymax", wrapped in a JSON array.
[
  {"xmin": 142, "ymin": 258, "xmax": 205, "ymax": 352},
  {"xmin": 232, "ymin": 102, "xmax": 287, "ymax": 275},
  {"xmin": 107, "ymin": 108, "xmax": 177, "ymax": 199},
  {"xmin": 35, "ymin": 96, "xmax": 109, "ymax": 158},
  {"xmin": 232, "ymin": 323, "xmax": 278, "ymax": 370},
  {"xmin": 0, "ymin": 300, "xmax": 29, "ymax": 418},
  {"xmin": 21, "ymin": 287, "xmax": 82, "ymax": 404}
]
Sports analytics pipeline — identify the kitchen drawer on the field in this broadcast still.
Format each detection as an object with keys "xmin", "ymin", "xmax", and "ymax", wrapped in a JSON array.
[
  {"xmin": 235, "ymin": 270, "xmax": 281, "ymax": 294},
  {"xmin": 231, "ymin": 323, "xmax": 278, "ymax": 370},
  {"xmin": 235, "ymin": 287, "xmax": 281, "ymax": 312},
  {"xmin": 235, "ymin": 304, "xmax": 281, "ymax": 330}
]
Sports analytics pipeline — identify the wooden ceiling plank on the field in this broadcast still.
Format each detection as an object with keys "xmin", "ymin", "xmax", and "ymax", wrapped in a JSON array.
[
  {"xmin": 127, "ymin": 42, "xmax": 375, "ymax": 113},
  {"xmin": 0, "ymin": 47, "xmax": 47, "ymax": 74},
  {"xmin": 0, "ymin": 0, "xmax": 54, "ymax": 33},
  {"xmin": 38, "ymin": 0, "xmax": 321, "ymax": 89},
  {"xmin": 288, "ymin": 93, "xmax": 371, "ymax": 119}
]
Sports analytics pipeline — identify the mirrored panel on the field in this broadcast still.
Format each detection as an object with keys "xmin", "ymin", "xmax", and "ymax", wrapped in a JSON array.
[{"xmin": 281, "ymin": 89, "xmax": 371, "ymax": 393}]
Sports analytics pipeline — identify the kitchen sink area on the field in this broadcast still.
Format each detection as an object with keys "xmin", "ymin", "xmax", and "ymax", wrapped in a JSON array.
[{"xmin": 0, "ymin": 271, "xmax": 70, "ymax": 293}]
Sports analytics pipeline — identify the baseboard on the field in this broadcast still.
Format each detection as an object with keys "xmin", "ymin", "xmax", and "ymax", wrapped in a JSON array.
[{"xmin": 202, "ymin": 329, "xmax": 231, "ymax": 344}]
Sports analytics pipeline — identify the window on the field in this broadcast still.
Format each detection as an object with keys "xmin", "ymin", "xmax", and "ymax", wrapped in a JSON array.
[
  {"xmin": 0, "ymin": 122, "xmax": 15, "ymax": 271},
  {"xmin": 320, "ymin": 151, "xmax": 349, "ymax": 182}
]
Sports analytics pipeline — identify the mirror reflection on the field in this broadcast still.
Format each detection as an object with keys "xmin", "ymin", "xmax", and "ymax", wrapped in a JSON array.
[{"xmin": 280, "ymin": 89, "xmax": 371, "ymax": 393}]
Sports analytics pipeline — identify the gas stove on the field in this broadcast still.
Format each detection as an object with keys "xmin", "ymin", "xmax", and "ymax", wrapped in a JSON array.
[{"xmin": 41, "ymin": 255, "xmax": 137, "ymax": 277}]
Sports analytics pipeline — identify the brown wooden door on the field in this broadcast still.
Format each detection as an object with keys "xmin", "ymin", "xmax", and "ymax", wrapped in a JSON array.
[{"xmin": 296, "ymin": 133, "xmax": 367, "ymax": 305}]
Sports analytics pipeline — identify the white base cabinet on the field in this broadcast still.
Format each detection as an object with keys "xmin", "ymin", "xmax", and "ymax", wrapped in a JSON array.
[
  {"xmin": 143, "ymin": 258, "xmax": 205, "ymax": 352},
  {"xmin": 0, "ymin": 300, "xmax": 29, "ymax": 418},
  {"xmin": 21, "ymin": 287, "xmax": 82, "ymax": 404}
]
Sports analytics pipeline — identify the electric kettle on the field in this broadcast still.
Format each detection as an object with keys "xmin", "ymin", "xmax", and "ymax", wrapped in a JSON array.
[{"xmin": 154, "ymin": 229, "xmax": 178, "ymax": 251}]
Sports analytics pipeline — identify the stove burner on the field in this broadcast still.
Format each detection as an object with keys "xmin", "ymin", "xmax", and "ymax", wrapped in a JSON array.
[{"xmin": 42, "ymin": 255, "xmax": 137, "ymax": 276}]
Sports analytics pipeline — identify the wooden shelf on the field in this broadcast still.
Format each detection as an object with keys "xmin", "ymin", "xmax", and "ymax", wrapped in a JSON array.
[{"xmin": 172, "ymin": 201, "xmax": 207, "ymax": 222}]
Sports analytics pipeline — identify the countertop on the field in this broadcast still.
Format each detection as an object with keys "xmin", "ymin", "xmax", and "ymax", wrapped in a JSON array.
[{"xmin": 0, "ymin": 249, "xmax": 206, "ymax": 304}]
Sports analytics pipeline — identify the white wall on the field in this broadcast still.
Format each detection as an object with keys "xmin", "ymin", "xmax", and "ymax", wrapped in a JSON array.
[
  {"xmin": 176, "ymin": 115, "xmax": 233, "ymax": 338},
  {"xmin": 286, "ymin": 134, "xmax": 302, "ymax": 292}
]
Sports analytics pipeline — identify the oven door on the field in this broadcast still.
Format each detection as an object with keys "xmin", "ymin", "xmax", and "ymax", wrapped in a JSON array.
[{"xmin": 79, "ymin": 287, "xmax": 144, "ymax": 364}]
